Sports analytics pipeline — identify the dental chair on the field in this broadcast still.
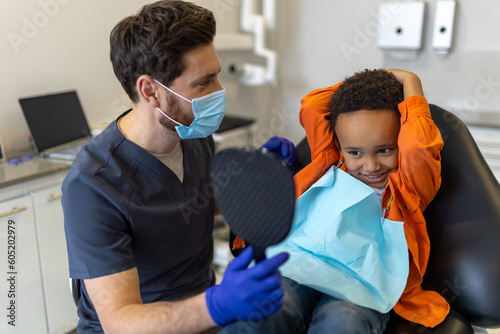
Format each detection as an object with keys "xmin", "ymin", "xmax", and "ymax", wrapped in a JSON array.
[{"xmin": 289, "ymin": 104, "xmax": 500, "ymax": 333}]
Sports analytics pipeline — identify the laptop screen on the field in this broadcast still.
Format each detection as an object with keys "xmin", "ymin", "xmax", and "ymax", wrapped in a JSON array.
[{"xmin": 19, "ymin": 91, "xmax": 91, "ymax": 153}]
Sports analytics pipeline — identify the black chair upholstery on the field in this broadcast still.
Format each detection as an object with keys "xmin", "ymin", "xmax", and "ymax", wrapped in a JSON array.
[{"xmin": 291, "ymin": 104, "xmax": 500, "ymax": 333}]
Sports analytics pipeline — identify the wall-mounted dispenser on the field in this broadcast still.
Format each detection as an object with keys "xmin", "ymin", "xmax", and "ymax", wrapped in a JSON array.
[
  {"xmin": 377, "ymin": 1, "xmax": 425, "ymax": 60},
  {"xmin": 432, "ymin": 0, "xmax": 456, "ymax": 55}
]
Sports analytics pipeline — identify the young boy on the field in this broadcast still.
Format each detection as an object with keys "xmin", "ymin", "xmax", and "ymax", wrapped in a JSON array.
[{"xmin": 226, "ymin": 69, "xmax": 450, "ymax": 333}]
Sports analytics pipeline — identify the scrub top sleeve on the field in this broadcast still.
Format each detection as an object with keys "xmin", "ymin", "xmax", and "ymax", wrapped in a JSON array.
[{"xmin": 63, "ymin": 175, "xmax": 136, "ymax": 279}]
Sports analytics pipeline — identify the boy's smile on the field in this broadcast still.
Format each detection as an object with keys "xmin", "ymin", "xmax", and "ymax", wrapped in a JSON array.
[{"xmin": 334, "ymin": 109, "xmax": 400, "ymax": 189}]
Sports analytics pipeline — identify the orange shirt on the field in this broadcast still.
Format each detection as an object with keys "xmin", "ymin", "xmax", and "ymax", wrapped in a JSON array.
[{"xmin": 295, "ymin": 83, "xmax": 450, "ymax": 327}]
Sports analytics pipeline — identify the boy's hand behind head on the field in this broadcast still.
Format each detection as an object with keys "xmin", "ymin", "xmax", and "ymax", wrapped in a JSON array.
[{"xmin": 386, "ymin": 69, "xmax": 424, "ymax": 98}]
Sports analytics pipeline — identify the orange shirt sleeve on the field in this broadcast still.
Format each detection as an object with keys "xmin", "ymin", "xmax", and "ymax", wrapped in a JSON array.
[
  {"xmin": 294, "ymin": 83, "xmax": 343, "ymax": 197},
  {"xmin": 387, "ymin": 96, "xmax": 449, "ymax": 327},
  {"xmin": 388, "ymin": 96, "xmax": 444, "ymax": 213},
  {"xmin": 298, "ymin": 83, "xmax": 340, "ymax": 161},
  {"xmin": 387, "ymin": 96, "xmax": 444, "ymax": 278}
]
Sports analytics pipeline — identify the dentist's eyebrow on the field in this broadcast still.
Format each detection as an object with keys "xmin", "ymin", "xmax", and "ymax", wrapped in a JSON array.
[{"xmin": 191, "ymin": 67, "xmax": 221, "ymax": 86}]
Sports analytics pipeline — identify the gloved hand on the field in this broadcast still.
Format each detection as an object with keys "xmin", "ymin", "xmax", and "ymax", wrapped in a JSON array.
[
  {"xmin": 205, "ymin": 247, "xmax": 289, "ymax": 326},
  {"xmin": 260, "ymin": 136, "xmax": 299, "ymax": 166}
]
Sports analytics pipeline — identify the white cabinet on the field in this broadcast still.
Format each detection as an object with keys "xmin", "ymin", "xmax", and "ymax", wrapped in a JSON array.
[
  {"xmin": 32, "ymin": 184, "xmax": 78, "ymax": 334},
  {"xmin": 0, "ymin": 195, "xmax": 48, "ymax": 333},
  {"xmin": 0, "ymin": 170, "xmax": 77, "ymax": 334}
]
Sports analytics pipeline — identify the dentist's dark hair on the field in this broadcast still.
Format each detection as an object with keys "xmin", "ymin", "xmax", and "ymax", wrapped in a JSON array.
[
  {"xmin": 327, "ymin": 69, "xmax": 404, "ymax": 131},
  {"xmin": 110, "ymin": 0, "xmax": 216, "ymax": 103}
]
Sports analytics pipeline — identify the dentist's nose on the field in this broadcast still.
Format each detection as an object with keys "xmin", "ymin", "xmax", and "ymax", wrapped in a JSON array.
[{"xmin": 214, "ymin": 77, "xmax": 223, "ymax": 91}]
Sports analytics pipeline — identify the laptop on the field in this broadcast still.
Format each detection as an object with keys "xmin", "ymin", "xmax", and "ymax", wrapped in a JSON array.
[{"xmin": 19, "ymin": 90, "xmax": 92, "ymax": 160}]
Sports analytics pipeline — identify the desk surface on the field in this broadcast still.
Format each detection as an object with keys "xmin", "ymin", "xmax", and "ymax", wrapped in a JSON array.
[{"xmin": 0, "ymin": 154, "xmax": 71, "ymax": 189}]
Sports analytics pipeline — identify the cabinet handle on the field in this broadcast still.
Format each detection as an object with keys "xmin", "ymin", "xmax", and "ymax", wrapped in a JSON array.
[
  {"xmin": 0, "ymin": 206, "xmax": 28, "ymax": 218},
  {"xmin": 47, "ymin": 193, "xmax": 62, "ymax": 202}
]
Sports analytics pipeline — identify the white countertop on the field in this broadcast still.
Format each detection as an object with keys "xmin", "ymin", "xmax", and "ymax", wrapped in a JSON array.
[{"xmin": 0, "ymin": 153, "xmax": 71, "ymax": 189}]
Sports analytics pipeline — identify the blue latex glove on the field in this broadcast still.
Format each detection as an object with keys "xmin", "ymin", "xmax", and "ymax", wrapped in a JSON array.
[
  {"xmin": 205, "ymin": 247, "xmax": 289, "ymax": 326},
  {"xmin": 260, "ymin": 136, "xmax": 299, "ymax": 166}
]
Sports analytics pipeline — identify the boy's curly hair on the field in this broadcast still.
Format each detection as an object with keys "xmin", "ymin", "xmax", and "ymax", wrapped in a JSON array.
[{"xmin": 328, "ymin": 69, "xmax": 404, "ymax": 130}]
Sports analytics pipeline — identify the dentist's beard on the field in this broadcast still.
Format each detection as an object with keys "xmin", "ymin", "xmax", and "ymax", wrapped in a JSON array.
[{"xmin": 159, "ymin": 93, "xmax": 193, "ymax": 130}]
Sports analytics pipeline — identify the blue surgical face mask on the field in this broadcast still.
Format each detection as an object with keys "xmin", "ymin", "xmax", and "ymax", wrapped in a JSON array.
[{"xmin": 154, "ymin": 79, "xmax": 226, "ymax": 139}]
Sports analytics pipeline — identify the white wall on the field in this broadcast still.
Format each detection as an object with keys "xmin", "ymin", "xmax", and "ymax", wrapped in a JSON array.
[
  {"xmin": 272, "ymin": 0, "xmax": 500, "ymax": 143},
  {"xmin": 0, "ymin": 0, "xmax": 265, "ymax": 155},
  {"xmin": 0, "ymin": 0, "xmax": 144, "ymax": 154},
  {"xmin": 1, "ymin": 0, "xmax": 500, "ymax": 153}
]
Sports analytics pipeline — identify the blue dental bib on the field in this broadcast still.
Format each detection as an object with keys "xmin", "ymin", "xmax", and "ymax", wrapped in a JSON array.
[{"xmin": 267, "ymin": 166, "xmax": 409, "ymax": 313}]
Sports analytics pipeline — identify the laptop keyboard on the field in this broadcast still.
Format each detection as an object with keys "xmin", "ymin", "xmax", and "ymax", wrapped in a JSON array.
[
  {"xmin": 56, "ymin": 142, "xmax": 86, "ymax": 155},
  {"xmin": 45, "ymin": 142, "xmax": 87, "ymax": 160}
]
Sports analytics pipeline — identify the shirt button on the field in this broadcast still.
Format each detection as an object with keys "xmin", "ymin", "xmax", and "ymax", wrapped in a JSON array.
[{"xmin": 405, "ymin": 204, "xmax": 411, "ymax": 210}]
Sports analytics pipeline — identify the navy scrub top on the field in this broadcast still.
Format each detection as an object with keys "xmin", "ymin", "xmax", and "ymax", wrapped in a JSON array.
[{"xmin": 62, "ymin": 111, "xmax": 215, "ymax": 332}]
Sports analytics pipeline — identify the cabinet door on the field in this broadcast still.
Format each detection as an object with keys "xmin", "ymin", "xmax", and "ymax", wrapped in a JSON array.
[
  {"xmin": 0, "ymin": 195, "xmax": 48, "ymax": 333},
  {"xmin": 32, "ymin": 185, "xmax": 78, "ymax": 334}
]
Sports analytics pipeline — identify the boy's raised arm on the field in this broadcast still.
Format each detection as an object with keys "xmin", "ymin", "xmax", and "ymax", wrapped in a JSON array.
[{"xmin": 387, "ymin": 69, "xmax": 443, "ymax": 210}]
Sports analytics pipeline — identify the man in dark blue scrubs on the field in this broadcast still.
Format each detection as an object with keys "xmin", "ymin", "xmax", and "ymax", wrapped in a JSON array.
[{"xmin": 62, "ymin": 1, "xmax": 288, "ymax": 333}]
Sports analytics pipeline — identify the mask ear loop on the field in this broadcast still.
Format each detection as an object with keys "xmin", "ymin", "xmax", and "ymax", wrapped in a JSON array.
[
  {"xmin": 156, "ymin": 107, "xmax": 183, "ymax": 126},
  {"xmin": 154, "ymin": 79, "xmax": 192, "ymax": 103},
  {"xmin": 154, "ymin": 79, "xmax": 191, "ymax": 127}
]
